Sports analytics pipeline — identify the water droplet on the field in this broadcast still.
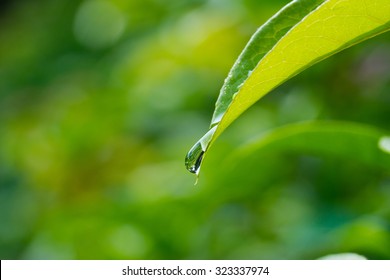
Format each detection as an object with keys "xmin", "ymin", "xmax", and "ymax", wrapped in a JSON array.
[
  {"xmin": 378, "ymin": 136, "xmax": 390, "ymax": 154},
  {"xmin": 185, "ymin": 126, "xmax": 217, "ymax": 175},
  {"xmin": 185, "ymin": 142, "xmax": 204, "ymax": 174}
]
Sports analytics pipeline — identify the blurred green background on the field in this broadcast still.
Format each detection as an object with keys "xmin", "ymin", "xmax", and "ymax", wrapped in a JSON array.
[{"xmin": 1, "ymin": 0, "xmax": 390, "ymax": 259}]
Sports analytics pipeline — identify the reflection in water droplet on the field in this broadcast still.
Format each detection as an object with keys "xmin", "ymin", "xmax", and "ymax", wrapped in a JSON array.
[
  {"xmin": 185, "ymin": 126, "xmax": 217, "ymax": 176},
  {"xmin": 378, "ymin": 136, "xmax": 390, "ymax": 154},
  {"xmin": 185, "ymin": 142, "xmax": 204, "ymax": 174}
]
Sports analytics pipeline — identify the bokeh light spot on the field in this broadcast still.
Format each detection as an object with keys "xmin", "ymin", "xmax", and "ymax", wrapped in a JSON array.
[
  {"xmin": 378, "ymin": 136, "xmax": 390, "ymax": 154},
  {"xmin": 108, "ymin": 225, "xmax": 150, "ymax": 258},
  {"xmin": 74, "ymin": 0, "xmax": 126, "ymax": 50}
]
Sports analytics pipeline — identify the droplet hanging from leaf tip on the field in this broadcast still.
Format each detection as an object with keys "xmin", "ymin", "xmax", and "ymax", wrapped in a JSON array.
[
  {"xmin": 185, "ymin": 126, "xmax": 217, "ymax": 176},
  {"xmin": 185, "ymin": 141, "xmax": 204, "ymax": 174}
]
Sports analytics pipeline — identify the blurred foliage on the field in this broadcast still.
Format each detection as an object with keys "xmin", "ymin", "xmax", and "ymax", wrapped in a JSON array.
[{"xmin": 0, "ymin": 0, "xmax": 389, "ymax": 259}]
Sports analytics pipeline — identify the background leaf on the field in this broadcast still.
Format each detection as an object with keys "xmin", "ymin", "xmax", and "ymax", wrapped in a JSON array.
[
  {"xmin": 199, "ymin": 121, "xmax": 390, "ymax": 259},
  {"xmin": 226, "ymin": 121, "xmax": 390, "ymax": 171}
]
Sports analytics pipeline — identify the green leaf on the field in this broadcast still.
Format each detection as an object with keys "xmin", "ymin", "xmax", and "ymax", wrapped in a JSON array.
[
  {"xmin": 185, "ymin": 0, "xmax": 390, "ymax": 176},
  {"xmin": 228, "ymin": 121, "xmax": 390, "ymax": 171}
]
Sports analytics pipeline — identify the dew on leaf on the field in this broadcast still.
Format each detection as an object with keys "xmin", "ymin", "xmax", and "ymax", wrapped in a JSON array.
[
  {"xmin": 185, "ymin": 126, "xmax": 217, "ymax": 176},
  {"xmin": 185, "ymin": 142, "xmax": 204, "ymax": 174}
]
